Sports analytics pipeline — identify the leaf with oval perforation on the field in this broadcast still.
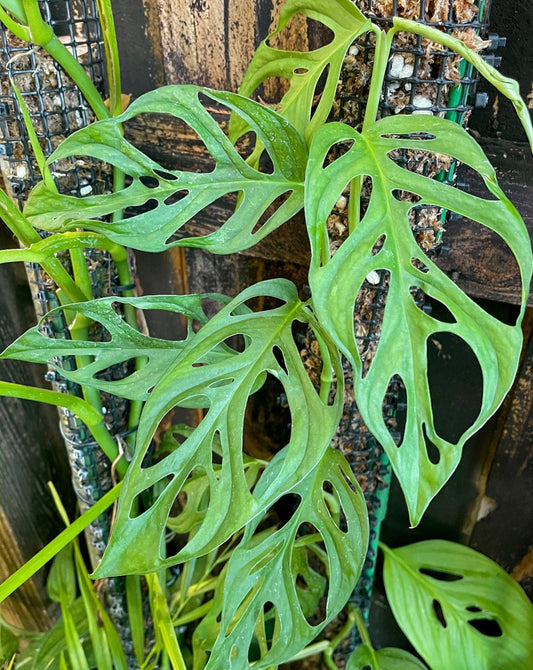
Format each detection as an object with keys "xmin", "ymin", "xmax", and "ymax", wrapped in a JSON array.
[
  {"xmin": 1, "ymin": 294, "xmax": 232, "ymax": 402},
  {"xmin": 231, "ymin": 0, "xmax": 370, "ymax": 143},
  {"xmin": 197, "ymin": 447, "xmax": 368, "ymax": 669},
  {"xmin": 347, "ymin": 645, "xmax": 428, "ymax": 670},
  {"xmin": 94, "ymin": 279, "xmax": 343, "ymax": 577},
  {"xmin": 382, "ymin": 540, "xmax": 533, "ymax": 670},
  {"xmin": 306, "ymin": 114, "xmax": 532, "ymax": 525},
  {"xmin": 24, "ymin": 86, "xmax": 307, "ymax": 254}
]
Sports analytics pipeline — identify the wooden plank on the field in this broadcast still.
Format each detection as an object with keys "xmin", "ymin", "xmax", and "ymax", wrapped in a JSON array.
[
  {"xmin": 469, "ymin": 325, "xmax": 533, "ymax": 599},
  {"xmin": 435, "ymin": 138, "xmax": 533, "ymax": 307},
  {"xmin": 0, "ymin": 250, "xmax": 73, "ymax": 630}
]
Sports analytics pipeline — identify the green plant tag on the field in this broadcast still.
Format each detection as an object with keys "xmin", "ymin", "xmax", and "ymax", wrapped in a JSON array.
[{"xmin": 381, "ymin": 540, "xmax": 533, "ymax": 670}]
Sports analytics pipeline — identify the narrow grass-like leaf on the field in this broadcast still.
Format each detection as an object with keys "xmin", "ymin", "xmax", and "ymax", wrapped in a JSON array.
[
  {"xmin": 381, "ymin": 540, "xmax": 533, "ymax": 670},
  {"xmin": 146, "ymin": 573, "xmax": 187, "ymax": 670},
  {"xmin": 95, "ymin": 279, "xmax": 343, "ymax": 576},
  {"xmin": 24, "ymin": 86, "xmax": 307, "ymax": 254},
  {"xmin": 202, "ymin": 447, "xmax": 368, "ymax": 669},
  {"xmin": 306, "ymin": 115, "xmax": 532, "ymax": 525},
  {"xmin": 233, "ymin": 0, "xmax": 370, "ymax": 142}
]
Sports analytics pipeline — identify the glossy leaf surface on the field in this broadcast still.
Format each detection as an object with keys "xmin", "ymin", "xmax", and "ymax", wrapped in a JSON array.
[
  {"xmin": 2, "ymin": 294, "xmax": 230, "ymax": 402},
  {"xmin": 95, "ymin": 279, "xmax": 343, "ymax": 576},
  {"xmin": 25, "ymin": 86, "xmax": 307, "ymax": 254},
  {"xmin": 306, "ymin": 115, "xmax": 532, "ymax": 524},
  {"xmin": 382, "ymin": 540, "xmax": 533, "ymax": 670},
  {"xmin": 201, "ymin": 448, "xmax": 368, "ymax": 669},
  {"xmin": 233, "ymin": 0, "xmax": 369, "ymax": 142}
]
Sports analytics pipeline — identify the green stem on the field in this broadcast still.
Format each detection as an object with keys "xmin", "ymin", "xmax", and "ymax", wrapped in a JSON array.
[
  {"xmin": 323, "ymin": 604, "xmax": 359, "ymax": 670},
  {"xmin": 0, "ymin": 482, "xmax": 121, "ymax": 603},
  {"xmin": 95, "ymin": 0, "xmax": 122, "ymax": 117}
]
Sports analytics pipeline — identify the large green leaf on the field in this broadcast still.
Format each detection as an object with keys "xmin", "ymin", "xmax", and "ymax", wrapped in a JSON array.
[
  {"xmin": 94, "ymin": 279, "xmax": 343, "ymax": 576},
  {"xmin": 381, "ymin": 540, "xmax": 533, "ymax": 670},
  {"xmin": 232, "ymin": 0, "xmax": 370, "ymax": 142},
  {"xmin": 24, "ymin": 86, "xmax": 307, "ymax": 254},
  {"xmin": 306, "ymin": 115, "xmax": 532, "ymax": 525},
  {"xmin": 198, "ymin": 447, "xmax": 368, "ymax": 669},
  {"xmin": 1, "ymin": 294, "xmax": 231, "ymax": 402},
  {"xmin": 347, "ymin": 645, "xmax": 427, "ymax": 670}
]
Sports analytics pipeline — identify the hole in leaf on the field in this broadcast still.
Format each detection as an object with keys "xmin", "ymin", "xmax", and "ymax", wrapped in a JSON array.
[
  {"xmin": 432, "ymin": 599, "xmax": 447, "ymax": 628},
  {"xmin": 233, "ymin": 130, "xmax": 258, "ymax": 163},
  {"xmin": 166, "ymin": 191, "xmax": 241, "ymax": 245},
  {"xmin": 129, "ymin": 473, "xmax": 175, "ymax": 519},
  {"xmin": 244, "ymin": 374, "xmax": 291, "ymax": 460},
  {"xmin": 230, "ymin": 294, "xmax": 286, "ymax": 316},
  {"xmin": 139, "ymin": 308, "xmax": 189, "ymax": 341},
  {"xmin": 272, "ymin": 345, "xmax": 288, "ymax": 374},
  {"xmin": 273, "ymin": 493, "xmax": 301, "ymax": 529},
  {"xmin": 371, "ymin": 234, "xmax": 386, "ymax": 256},
  {"xmin": 427, "ymin": 332, "xmax": 482, "ymax": 443},
  {"xmin": 143, "ymin": 198, "xmax": 158, "ymax": 212},
  {"xmin": 295, "ymin": 524, "xmax": 329, "ymax": 625},
  {"xmin": 322, "ymin": 138, "xmax": 354, "ymax": 169},
  {"xmin": 411, "ymin": 256, "xmax": 429, "ymax": 273},
  {"xmin": 383, "ymin": 374, "xmax": 406, "ymax": 447},
  {"xmin": 222, "ymin": 333, "xmax": 246, "ymax": 353},
  {"xmin": 468, "ymin": 618, "xmax": 503, "ymax": 637},
  {"xmin": 411, "ymin": 288, "xmax": 457, "ymax": 324},
  {"xmin": 423, "ymin": 424, "xmax": 441, "ymax": 465},
  {"xmin": 201, "ymin": 296, "xmax": 226, "ymax": 320},
  {"xmin": 440, "ymin": 215, "xmax": 522, "ymax": 324},
  {"xmin": 392, "ymin": 189, "xmax": 421, "ymax": 204},
  {"xmin": 310, "ymin": 63, "xmax": 330, "ymax": 120},
  {"xmin": 466, "ymin": 605, "xmax": 482, "ymax": 613},
  {"xmin": 420, "ymin": 567, "xmax": 463, "ymax": 582},
  {"xmin": 139, "ymin": 175, "xmax": 159, "ymax": 189},
  {"xmin": 355, "ymin": 270, "xmax": 390, "ymax": 378},
  {"xmin": 456, "ymin": 162, "xmax": 498, "ymax": 201},
  {"xmin": 163, "ymin": 189, "xmax": 189, "ymax": 206},
  {"xmin": 252, "ymin": 191, "xmax": 293, "ymax": 235},
  {"xmin": 127, "ymin": 113, "xmax": 216, "ymax": 173},
  {"xmin": 294, "ymin": 67, "xmax": 309, "ymax": 75},
  {"xmin": 153, "ymin": 168, "xmax": 178, "ymax": 181},
  {"xmin": 381, "ymin": 132, "xmax": 436, "ymax": 141},
  {"xmin": 409, "ymin": 205, "xmax": 443, "ymax": 255}
]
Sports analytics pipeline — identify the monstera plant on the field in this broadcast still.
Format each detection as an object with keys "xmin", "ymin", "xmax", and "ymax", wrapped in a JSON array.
[{"xmin": 0, "ymin": 0, "xmax": 532, "ymax": 668}]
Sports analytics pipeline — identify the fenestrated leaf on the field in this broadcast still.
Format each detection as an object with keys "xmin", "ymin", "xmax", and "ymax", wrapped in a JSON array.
[
  {"xmin": 347, "ymin": 645, "xmax": 427, "ymax": 670},
  {"xmin": 381, "ymin": 540, "xmax": 533, "ymax": 670},
  {"xmin": 232, "ymin": 0, "xmax": 370, "ymax": 142},
  {"xmin": 306, "ymin": 114, "xmax": 532, "ymax": 525},
  {"xmin": 1, "ymin": 294, "xmax": 231, "ymax": 402},
  {"xmin": 24, "ymin": 86, "xmax": 307, "ymax": 254},
  {"xmin": 200, "ymin": 447, "xmax": 368, "ymax": 669},
  {"xmin": 94, "ymin": 279, "xmax": 343, "ymax": 577}
]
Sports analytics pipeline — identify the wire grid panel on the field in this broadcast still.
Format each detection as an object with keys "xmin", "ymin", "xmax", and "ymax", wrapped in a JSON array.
[
  {"xmin": 0, "ymin": 0, "xmax": 109, "ymax": 204},
  {"xmin": 0, "ymin": 3, "xmax": 139, "ymax": 659}
]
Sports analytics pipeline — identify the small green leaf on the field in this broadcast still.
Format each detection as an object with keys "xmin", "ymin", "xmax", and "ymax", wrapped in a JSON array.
[
  {"xmin": 382, "ymin": 540, "xmax": 533, "ymax": 670},
  {"xmin": 94, "ymin": 279, "xmax": 343, "ymax": 576},
  {"xmin": 46, "ymin": 546, "xmax": 76, "ymax": 606},
  {"xmin": 347, "ymin": 645, "xmax": 427, "ymax": 670},
  {"xmin": 24, "ymin": 86, "xmax": 307, "ymax": 254},
  {"xmin": 233, "ymin": 0, "xmax": 370, "ymax": 142},
  {"xmin": 306, "ymin": 115, "xmax": 532, "ymax": 524},
  {"xmin": 199, "ymin": 448, "xmax": 368, "ymax": 669}
]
